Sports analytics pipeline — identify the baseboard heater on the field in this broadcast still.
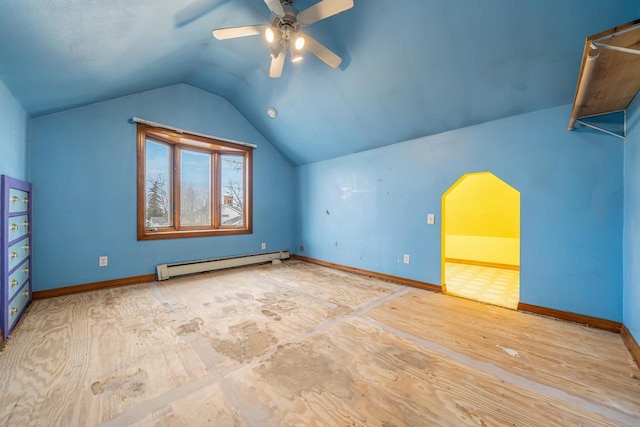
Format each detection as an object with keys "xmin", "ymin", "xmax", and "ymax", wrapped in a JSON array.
[{"xmin": 156, "ymin": 250, "xmax": 290, "ymax": 281}]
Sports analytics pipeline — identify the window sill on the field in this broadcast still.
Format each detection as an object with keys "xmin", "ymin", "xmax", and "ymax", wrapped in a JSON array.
[{"xmin": 138, "ymin": 227, "xmax": 252, "ymax": 241}]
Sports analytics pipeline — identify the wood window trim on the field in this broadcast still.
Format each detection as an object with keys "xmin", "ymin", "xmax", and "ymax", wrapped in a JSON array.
[{"xmin": 137, "ymin": 123, "xmax": 253, "ymax": 241}]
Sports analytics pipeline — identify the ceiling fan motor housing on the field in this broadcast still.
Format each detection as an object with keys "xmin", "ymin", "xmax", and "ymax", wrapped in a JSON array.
[{"xmin": 272, "ymin": 5, "xmax": 301, "ymax": 41}]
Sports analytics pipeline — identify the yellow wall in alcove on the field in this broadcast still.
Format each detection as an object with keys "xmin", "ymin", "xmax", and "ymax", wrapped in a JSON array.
[{"xmin": 443, "ymin": 172, "xmax": 520, "ymax": 266}]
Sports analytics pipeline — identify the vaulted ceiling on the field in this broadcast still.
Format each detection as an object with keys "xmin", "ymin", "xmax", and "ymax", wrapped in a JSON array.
[{"xmin": 0, "ymin": 1, "xmax": 638, "ymax": 165}]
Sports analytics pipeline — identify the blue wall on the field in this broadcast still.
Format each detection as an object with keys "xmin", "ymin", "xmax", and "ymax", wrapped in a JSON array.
[
  {"xmin": 30, "ymin": 84, "xmax": 295, "ymax": 290},
  {"xmin": 0, "ymin": 79, "xmax": 29, "ymax": 181},
  {"xmin": 624, "ymin": 95, "xmax": 640, "ymax": 340},
  {"xmin": 11, "ymin": 76, "xmax": 637, "ymax": 327},
  {"xmin": 295, "ymin": 104, "xmax": 624, "ymax": 321}
]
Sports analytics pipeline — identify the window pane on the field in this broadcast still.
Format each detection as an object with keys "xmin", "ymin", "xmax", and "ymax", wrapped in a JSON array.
[
  {"xmin": 145, "ymin": 139, "xmax": 172, "ymax": 227},
  {"xmin": 138, "ymin": 124, "xmax": 252, "ymax": 240},
  {"xmin": 221, "ymin": 155, "xmax": 244, "ymax": 226},
  {"xmin": 180, "ymin": 149, "xmax": 212, "ymax": 226}
]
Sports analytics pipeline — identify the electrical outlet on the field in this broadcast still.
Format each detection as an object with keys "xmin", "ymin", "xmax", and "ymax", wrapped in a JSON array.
[
  {"xmin": 99, "ymin": 256, "xmax": 108, "ymax": 267},
  {"xmin": 261, "ymin": 242, "xmax": 266, "ymax": 250},
  {"xmin": 427, "ymin": 213, "xmax": 435, "ymax": 225},
  {"xmin": 403, "ymin": 254, "xmax": 410, "ymax": 264}
]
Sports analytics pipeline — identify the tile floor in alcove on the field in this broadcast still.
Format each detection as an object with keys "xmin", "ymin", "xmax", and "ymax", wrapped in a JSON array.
[{"xmin": 444, "ymin": 262, "xmax": 520, "ymax": 309}]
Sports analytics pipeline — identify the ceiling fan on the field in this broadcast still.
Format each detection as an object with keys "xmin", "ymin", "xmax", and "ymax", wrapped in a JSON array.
[{"xmin": 212, "ymin": 0, "xmax": 354, "ymax": 78}]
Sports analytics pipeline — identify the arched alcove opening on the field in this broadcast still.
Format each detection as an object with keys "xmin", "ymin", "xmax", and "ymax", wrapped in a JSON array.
[{"xmin": 442, "ymin": 172, "xmax": 520, "ymax": 309}]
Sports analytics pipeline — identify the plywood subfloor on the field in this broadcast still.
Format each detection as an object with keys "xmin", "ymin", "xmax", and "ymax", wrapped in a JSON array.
[{"xmin": 1, "ymin": 260, "xmax": 638, "ymax": 426}]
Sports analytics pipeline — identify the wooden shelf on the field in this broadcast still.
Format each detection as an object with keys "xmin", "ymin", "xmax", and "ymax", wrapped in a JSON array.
[{"xmin": 568, "ymin": 19, "xmax": 640, "ymax": 135}]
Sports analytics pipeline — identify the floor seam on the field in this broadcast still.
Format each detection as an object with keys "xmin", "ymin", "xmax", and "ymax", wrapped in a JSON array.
[
  {"xmin": 102, "ymin": 269, "xmax": 410, "ymax": 426},
  {"xmin": 359, "ymin": 314, "xmax": 640, "ymax": 425},
  {"xmin": 220, "ymin": 279, "xmax": 411, "ymax": 378},
  {"xmin": 101, "ymin": 282, "xmax": 268, "ymax": 427}
]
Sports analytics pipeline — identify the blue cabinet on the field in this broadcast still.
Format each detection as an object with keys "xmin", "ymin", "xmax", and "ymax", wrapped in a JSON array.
[{"xmin": 1, "ymin": 175, "xmax": 32, "ymax": 339}]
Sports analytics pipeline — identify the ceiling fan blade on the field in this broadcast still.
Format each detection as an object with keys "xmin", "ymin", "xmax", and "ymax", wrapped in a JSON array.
[
  {"xmin": 264, "ymin": 0, "xmax": 285, "ymax": 17},
  {"xmin": 304, "ymin": 35, "xmax": 342, "ymax": 68},
  {"xmin": 175, "ymin": 0, "xmax": 230, "ymax": 27},
  {"xmin": 297, "ymin": 0, "xmax": 354, "ymax": 26},
  {"xmin": 269, "ymin": 50, "xmax": 286, "ymax": 78},
  {"xmin": 212, "ymin": 25, "xmax": 267, "ymax": 40}
]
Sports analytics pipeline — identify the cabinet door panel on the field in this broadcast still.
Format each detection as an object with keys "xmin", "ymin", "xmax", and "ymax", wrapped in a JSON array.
[
  {"xmin": 8, "ymin": 188, "xmax": 29, "ymax": 213},
  {"xmin": 7, "ymin": 214, "xmax": 29, "ymax": 243},
  {"xmin": 8, "ymin": 260, "xmax": 29, "ymax": 301},
  {"xmin": 8, "ymin": 282, "xmax": 30, "ymax": 331},
  {"xmin": 8, "ymin": 236, "xmax": 30, "ymax": 272}
]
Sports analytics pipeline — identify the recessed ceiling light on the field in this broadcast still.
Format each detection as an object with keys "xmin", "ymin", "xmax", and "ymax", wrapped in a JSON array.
[{"xmin": 267, "ymin": 107, "xmax": 278, "ymax": 118}]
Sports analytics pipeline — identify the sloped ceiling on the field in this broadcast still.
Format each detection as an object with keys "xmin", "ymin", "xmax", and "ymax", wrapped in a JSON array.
[{"xmin": 0, "ymin": 1, "xmax": 638, "ymax": 165}]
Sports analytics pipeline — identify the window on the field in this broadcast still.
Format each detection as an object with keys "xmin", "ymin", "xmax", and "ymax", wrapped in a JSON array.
[{"xmin": 137, "ymin": 124, "xmax": 252, "ymax": 240}]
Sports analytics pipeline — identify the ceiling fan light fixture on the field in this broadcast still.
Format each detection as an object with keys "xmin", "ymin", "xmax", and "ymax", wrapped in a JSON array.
[
  {"xmin": 265, "ymin": 27, "xmax": 275, "ymax": 43},
  {"xmin": 290, "ymin": 42, "xmax": 303, "ymax": 63},
  {"xmin": 294, "ymin": 36, "xmax": 305, "ymax": 51}
]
